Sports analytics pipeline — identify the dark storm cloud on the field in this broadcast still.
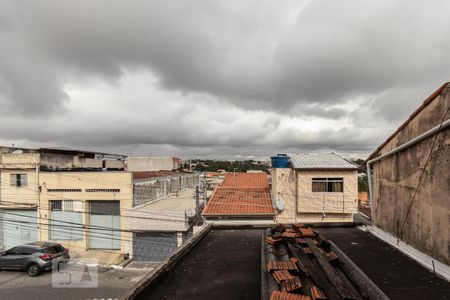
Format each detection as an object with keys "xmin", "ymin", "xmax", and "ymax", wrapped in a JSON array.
[{"xmin": 0, "ymin": 0, "xmax": 449, "ymax": 157}]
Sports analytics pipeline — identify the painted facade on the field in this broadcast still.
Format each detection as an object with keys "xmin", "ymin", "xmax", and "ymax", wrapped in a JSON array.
[
  {"xmin": 273, "ymin": 168, "xmax": 358, "ymax": 223},
  {"xmin": 0, "ymin": 149, "xmax": 132, "ymax": 257}
]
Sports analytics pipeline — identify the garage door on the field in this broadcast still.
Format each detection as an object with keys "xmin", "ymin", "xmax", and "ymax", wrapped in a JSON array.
[
  {"xmin": 89, "ymin": 201, "xmax": 120, "ymax": 250},
  {"xmin": 1, "ymin": 210, "xmax": 38, "ymax": 250},
  {"xmin": 133, "ymin": 232, "xmax": 177, "ymax": 261}
]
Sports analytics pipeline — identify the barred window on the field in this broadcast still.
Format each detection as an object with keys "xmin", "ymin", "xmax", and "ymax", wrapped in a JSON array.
[
  {"xmin": 312, "ymin": 178, "xmax": 343, "ymax": 193},
  {"xmin": 85, "ymin": 189, "xmax": 120, "ymax": 193}
]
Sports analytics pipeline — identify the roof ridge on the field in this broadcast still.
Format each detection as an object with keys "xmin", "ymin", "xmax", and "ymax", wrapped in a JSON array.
[{"xmin": 366, "ymin": 82, "xmax": 450, "ymax": 162}]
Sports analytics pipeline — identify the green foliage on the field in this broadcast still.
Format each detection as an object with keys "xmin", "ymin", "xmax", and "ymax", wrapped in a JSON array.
[
  {"xmin": 358, "ymin": 174, "xmax": 368, "ymax": 192},
  {"xmin": 191, "ymin": 159, "xmax": 269, "ymax": 172}
]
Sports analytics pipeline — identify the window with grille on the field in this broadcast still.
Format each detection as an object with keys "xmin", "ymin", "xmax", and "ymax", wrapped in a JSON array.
[
  {"xmin": 85, "ymin": 189, "xmax": 120, "ymax": 193},
  {"xmin": 50, "ymin": 200, "xmax": 82, "ymax": 212},
  {"xmin": 10, "ymin": 174, "xmax": 27, "ymax": 187},
  {"xmin": 47, "ymin": 189, "xmax": 82, "ymax": 193},
  {"xmin": 50, "ymin": 200, "xmax": 83, "ymax": 240},
  {"xmin": 312, "ymin": 178, "xmax": 344, "ymax": 193}
]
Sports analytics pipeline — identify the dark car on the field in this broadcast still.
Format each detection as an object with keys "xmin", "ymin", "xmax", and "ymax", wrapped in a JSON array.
[{"xmin": 0, "ymin": 241, "xmax": 70, "ymax": 277}]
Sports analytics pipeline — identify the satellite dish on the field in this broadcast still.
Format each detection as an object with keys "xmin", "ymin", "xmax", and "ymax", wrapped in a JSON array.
[
  {"xmin": 276, "ymin": 200, "xmax": 285, "ymax": 211},
  {"xmin": 185, "ymin": 208, "xmax": 196, "ymax": 218}
]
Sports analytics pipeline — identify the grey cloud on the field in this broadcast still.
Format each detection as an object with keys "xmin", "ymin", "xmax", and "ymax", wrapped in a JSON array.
[
  {"xmin": 3, "ymin": 0, "xmax": 450, "ymax": 115},
  {"xmin": 0, "ymin": 1, "xmax": 449, "ymax": 157}
]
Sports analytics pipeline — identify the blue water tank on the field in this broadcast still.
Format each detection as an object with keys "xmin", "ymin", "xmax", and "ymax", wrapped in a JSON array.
[{"xmin": 271, "ymin": 154, "xmax": 290, "ymax": 168}]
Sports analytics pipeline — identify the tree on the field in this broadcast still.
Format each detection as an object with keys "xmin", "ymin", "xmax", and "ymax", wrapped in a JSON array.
[{"xmin": 358, "ymin": 174, "xmax": 368, "ymax": 192}]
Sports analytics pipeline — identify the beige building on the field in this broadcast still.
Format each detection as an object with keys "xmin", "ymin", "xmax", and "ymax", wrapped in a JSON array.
[
  {"xmin": 123, "ymin": 188, "xmax": 201, "ymax": 261},
  {"xmin": 0, "ymin": 147, "xmax": 132, "ymax": 259},
  {"xmin": 366, "ymin": 82, "xmax": 450, "ymax": 275},
  {"xmin": 127, "ymin": 157, "xmax": 180, "ymax": 172},
  {"xmin": 272, "ymin": 153, "xmax": 358, "ymax": 223}
]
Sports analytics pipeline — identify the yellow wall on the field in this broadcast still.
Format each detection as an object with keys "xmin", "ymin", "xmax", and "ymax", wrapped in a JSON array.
[
  {"xmin": 272, "ymin": 169, "xmax": 358, "ymax": 223},
  {"xmin": 0, "ymin": 170, "xmax": 133, "ymax": 254},
  {"xmin": 0, "ymin": 169, "xmax": 39, "ymax": 206}
]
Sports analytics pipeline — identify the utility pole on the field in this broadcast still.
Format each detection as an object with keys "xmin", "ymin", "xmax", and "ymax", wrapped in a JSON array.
[
  {"xmin": 203, "ymin": 173, "xmax": 207, "ymax": 202},
  {"xmin": 195, "ymin": 185, "xmax": 202, "ymax": 226}
]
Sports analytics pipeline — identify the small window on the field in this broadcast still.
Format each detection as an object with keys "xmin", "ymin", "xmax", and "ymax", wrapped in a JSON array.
[
  {"xmin": 85, "ymin": 189, "xmax": 120, "ymax": 193},
  {"xmin": 312, "ymin": 178, "xmax": 343, "ymax": 193},
  {"xmin": 47, "ymin": 189, "xmax": 82, "ymax": 193},
  {"xmin": 10, "ymin": 174, "xmax": 27, "ymax": 187},
  {"xmin": 51, "ymin": 200, "xmax": 62, "ymax": 211}
]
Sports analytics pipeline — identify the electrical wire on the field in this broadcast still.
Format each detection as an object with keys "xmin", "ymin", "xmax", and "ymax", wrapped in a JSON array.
[
  {"xmin": 398, "ymin": 102, "xmax": 450, "ymax": 241},
  {"xmin": 0, "ymin": 179, "xmax": 197, "ymax": 219},
  {"xmin": 0, "ymin": 218, "xmax": 182, "ymax": 247}
]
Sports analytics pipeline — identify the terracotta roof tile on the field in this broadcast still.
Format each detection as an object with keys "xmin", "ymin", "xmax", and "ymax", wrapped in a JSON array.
[
  {"xmin": 221, "ymin": 172, "xmax": 269, "ymax": 188},
  {"xmin": 202, "ymin": 186, "xmax": 274, "ymax": 216}
]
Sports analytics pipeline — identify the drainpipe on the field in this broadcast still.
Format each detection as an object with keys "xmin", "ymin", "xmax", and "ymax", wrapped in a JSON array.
[
  {"xmin": 36, "ymin": 164, "xmax": 41, "ymax": 240},
  {"xmin": 294, "ymin": 170, "xmax": 298, "ymax": 223},
  {"xmin": 366, "ymin": 161, "xmax": 373, "ymax": 217},
  {"xmin": 367, "ymin": 118, "xmax": 450, "ymax": 206}
]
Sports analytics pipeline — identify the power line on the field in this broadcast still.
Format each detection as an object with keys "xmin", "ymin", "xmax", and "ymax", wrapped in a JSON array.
[
  {"xmin": 0, "ymin": 177, "xmax": 200, "ymax": 217},
  {"xmin": 0, "ymin": 199, "xmax": 188, "ymax": 221},
  {"xmin": 0, "ymin": 179, "xmax": 196, "ymax": 219},
  {"xmin": 0, "ymin": 219, "xmax": 184, "ymax": 250}
]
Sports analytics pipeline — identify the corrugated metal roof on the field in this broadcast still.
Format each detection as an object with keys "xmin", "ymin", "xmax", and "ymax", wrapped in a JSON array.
[{"xmin": 289, "ymin": 153, "xmax": 357, "ymax": 170}]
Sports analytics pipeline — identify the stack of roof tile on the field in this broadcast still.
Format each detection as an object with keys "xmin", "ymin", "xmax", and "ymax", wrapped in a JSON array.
[{"xmin": 265, "ymin": 225, "xmax": 349, "ymax": 299}]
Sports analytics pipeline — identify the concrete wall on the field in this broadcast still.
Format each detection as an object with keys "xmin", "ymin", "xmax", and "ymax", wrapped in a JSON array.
[
  {"xmin": 0, "ymin": 153, "xmax": 40, "ymax": 168},
  {"xmin": 133, "ymin": 174, "xmax": 198, "ymax": 207},
  {"xmin": 105, "ymin": 160, "xmax": 124, "ymax": 169},
  {"xmin": 128, "ymin": 157, "xmax": 177, "ymax": 171},
  {"xmin": 371, "ymin": 87, "xmax": 450, "ymax": 265},
  {"xmin": 272, "ymin": 168, "xmax": 297, "ymax": 223},
  {"xmin": 272, "ymin": 168, "xmax": 358, "ymax": 223}
]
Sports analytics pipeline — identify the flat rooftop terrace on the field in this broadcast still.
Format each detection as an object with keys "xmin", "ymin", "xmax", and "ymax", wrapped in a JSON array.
[
  {"xmin": 137, "ymin": 229, "xmax": 262, "ymax": 300},
  {"xmin": 318, "ymin": 227, "xmax": 450, "ymax": 300},
  {"xmin": 128, "ymin": 226, "xmax": 450, "ymax": 300}
]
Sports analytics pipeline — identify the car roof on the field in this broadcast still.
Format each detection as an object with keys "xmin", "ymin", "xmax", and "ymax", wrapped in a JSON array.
[{"xmin": 24, "ymin": 241, "xmax": 60, "ymax": 248}]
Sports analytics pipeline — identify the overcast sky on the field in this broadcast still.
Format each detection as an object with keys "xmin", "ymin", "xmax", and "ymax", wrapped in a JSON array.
[{"xmin": 0, "ymin": 0, "xmax": 449, "ymax": 159}]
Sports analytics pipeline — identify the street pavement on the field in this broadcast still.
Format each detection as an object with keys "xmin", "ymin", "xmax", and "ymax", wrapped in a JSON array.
[{"xmin": 0, "ymin": 264, "xmax": 150, "ymax": 300}]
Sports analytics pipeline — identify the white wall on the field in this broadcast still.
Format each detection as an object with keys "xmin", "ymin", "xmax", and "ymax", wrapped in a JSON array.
[{"xmin": 127, "ymin": 157, "xmax": 176, "ymax": 171}]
